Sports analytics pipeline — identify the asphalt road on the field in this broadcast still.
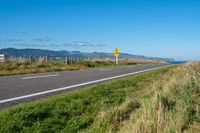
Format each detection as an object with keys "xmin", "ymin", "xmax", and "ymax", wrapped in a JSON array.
[{"xmin": 0, "ymin": 64, "xmax": 170, "ymax": 108}]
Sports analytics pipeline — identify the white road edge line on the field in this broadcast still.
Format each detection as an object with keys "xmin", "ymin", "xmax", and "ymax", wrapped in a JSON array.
[
  {"xmin": 22, "ymin": 74, "xmax": 59, "ymax": 80},
  {"xmin": 0, "ymin": 65, "xmax": 171, "ymax": 104}
]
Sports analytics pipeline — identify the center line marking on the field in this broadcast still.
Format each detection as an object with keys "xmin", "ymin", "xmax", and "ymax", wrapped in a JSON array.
[
  {"xmin": 0, "ymin": 65, "xmax": 172, "ymax": 104},
  {"xmin": 127, "ymin": 66, "xmax": 134, "ymax": 68},
  {"xmin": 99, "ymin": 69, "xmax": 112, "ymax": 71},
  {"xmin": 22, "ymin": 74, "xmax": 59, "ymax": 80}
]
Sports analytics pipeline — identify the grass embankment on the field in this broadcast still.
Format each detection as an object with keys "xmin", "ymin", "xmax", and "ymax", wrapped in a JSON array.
[
  {"xmin": 0, "ymin": 62, "xmax": 199, "ymax": 132},
  {"xmin": 0, "ymin": 58, "xmax": 164, "ymax": 76}
]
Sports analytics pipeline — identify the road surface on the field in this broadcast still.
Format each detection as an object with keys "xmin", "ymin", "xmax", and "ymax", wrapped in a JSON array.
[{"xmin": 0, "ymin": 64, "xmax": 170, "ymax": 108}]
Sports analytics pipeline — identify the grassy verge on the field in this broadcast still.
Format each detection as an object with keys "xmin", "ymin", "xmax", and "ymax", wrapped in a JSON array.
[
  {"xmin": 119, "ymin": 62, "xmax": 200, "ymax": 133},
  {"xmin": 0, "ymin": 60, "xmax": 113, "ymax": 76},
  {"xmin": 1, "ymin": 62, "xmax": 199, "ymax": 133},
  {"xmin": 0, "ymin": 58, "xmax": 164, "ymax": 76}
]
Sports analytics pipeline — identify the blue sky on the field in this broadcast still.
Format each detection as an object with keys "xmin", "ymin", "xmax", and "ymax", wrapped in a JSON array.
[{"xmin": 0, "ymin": 0, "xmax": 199, "ymax": 60}]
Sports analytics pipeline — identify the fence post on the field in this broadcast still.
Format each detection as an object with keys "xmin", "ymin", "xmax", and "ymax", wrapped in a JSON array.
[
  {"xmin": 77, "ymin": 57, "xmax": 79, "ymax": 63},
  {"xmin": 65, "ymin": 57, "xmax": 68, "ymax": 65},
  {"xmin": 70, "ymin": 57, "xmax": 72, "ymax": 64},
  {"xmin": 46, "ymin": 56, "xmax": 48, "ymax": 63}
]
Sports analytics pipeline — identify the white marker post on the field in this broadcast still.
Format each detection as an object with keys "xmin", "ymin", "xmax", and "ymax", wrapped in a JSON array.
[{"xmin": 116, "ymin": 55, "xmax": 118, "ymax": 65}]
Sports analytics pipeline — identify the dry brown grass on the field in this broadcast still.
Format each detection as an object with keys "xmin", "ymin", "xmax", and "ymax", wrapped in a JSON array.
[
  {"xmin": 119, "ymin": 58, "xmax": 166, "ymax": 65},
  {"xmin": 93, "ymin": 58, "xmax": 166, "ymax": 65},
  {"xmin": 0, "ymin": 58, "xmax": 166, "ymax": 76},
  {"xmin": 118, "ymin": 62, "xmax": 200, "ymax": 133}
]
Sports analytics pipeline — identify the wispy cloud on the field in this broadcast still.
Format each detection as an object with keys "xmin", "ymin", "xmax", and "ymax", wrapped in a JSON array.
[
  {"xmin": 15, "ymin": 30, "xmax": 27, "ymax": 34},
  {"xmin": 91, "ymin": 43, "xmax": 106, "ymax": 47},
  {"xmin": 42, "ymin": 43, "xmax": 59, "ymax": 47},
  {"xmin": 32, "ymin": 37, "xmax": 58, "ymax": 47},
  {"xmin": 6, "ymin": 38, "xmax": 24, "ymax": 42},
  {"xmin": 63, "ymin": 41, "xmax": 106, "ymax": 48},
  {"xmin": 11, "ymin": 43, "xmax": 32, "ymax": 47},
  {"xmin": 33, "ymin": 37, "xmax": 51, "ymax": 42},
  {"xmin": 11, "ymin": 43, "xmax": 59, "ymax": 47}
]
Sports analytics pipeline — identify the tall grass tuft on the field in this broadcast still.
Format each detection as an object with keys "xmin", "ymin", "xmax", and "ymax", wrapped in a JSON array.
[{"xmin": 119, "ymin": 62, "xmax": 200, "ymax": 133}]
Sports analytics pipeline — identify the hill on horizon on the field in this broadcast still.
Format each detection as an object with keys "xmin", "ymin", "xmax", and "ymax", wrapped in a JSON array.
[{"xmin": 0, "ymin": 48, "xmax": 175, "ymax": 62}]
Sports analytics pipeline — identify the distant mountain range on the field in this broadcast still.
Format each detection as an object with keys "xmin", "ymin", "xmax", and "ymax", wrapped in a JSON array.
[{"xmin": 0, "ymin": 48, "xmax": 175, "ymax": 62}]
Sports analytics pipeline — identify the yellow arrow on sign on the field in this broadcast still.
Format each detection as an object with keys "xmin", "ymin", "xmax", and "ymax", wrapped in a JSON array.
[{"xmin": 114, "ymin": 48, "xmax": 120, "ymax": 54}]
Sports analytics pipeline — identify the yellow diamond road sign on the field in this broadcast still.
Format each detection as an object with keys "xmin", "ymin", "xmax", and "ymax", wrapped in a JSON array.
[
  {"xmin": 114, "ymin": 53, "xmax": 119, "ymax": 56},
  {"xmin": 113, "ymin": 48, "xmax": 120, "ymax": 65},
  {"xmin": 114, "ymin": 48, "xmax": 120, "ymax": 54}
]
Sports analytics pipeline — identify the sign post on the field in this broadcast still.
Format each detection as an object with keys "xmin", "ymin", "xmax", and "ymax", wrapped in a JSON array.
[
  {"xmin": 113, "ymin": 48, "xmax": 120, "ymax": 65},
  {"xmin": 115, "ymin": 55, "xmax": 118, "ymax": 65}
]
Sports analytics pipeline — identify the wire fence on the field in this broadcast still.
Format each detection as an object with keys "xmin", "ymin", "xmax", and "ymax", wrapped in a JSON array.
[{"xmin": 3, "ymin": 56, "xmax": 112, "ymax": 65}]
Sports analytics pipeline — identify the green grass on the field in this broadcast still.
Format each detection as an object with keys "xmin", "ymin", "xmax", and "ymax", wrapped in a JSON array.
[
  {"xmin": 0, "ymin": 65, "xmax": 173, "ymax": 132},
  {"xmin": 0, "ymin": 62, "xmax": 199, "ymax": 133}
]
